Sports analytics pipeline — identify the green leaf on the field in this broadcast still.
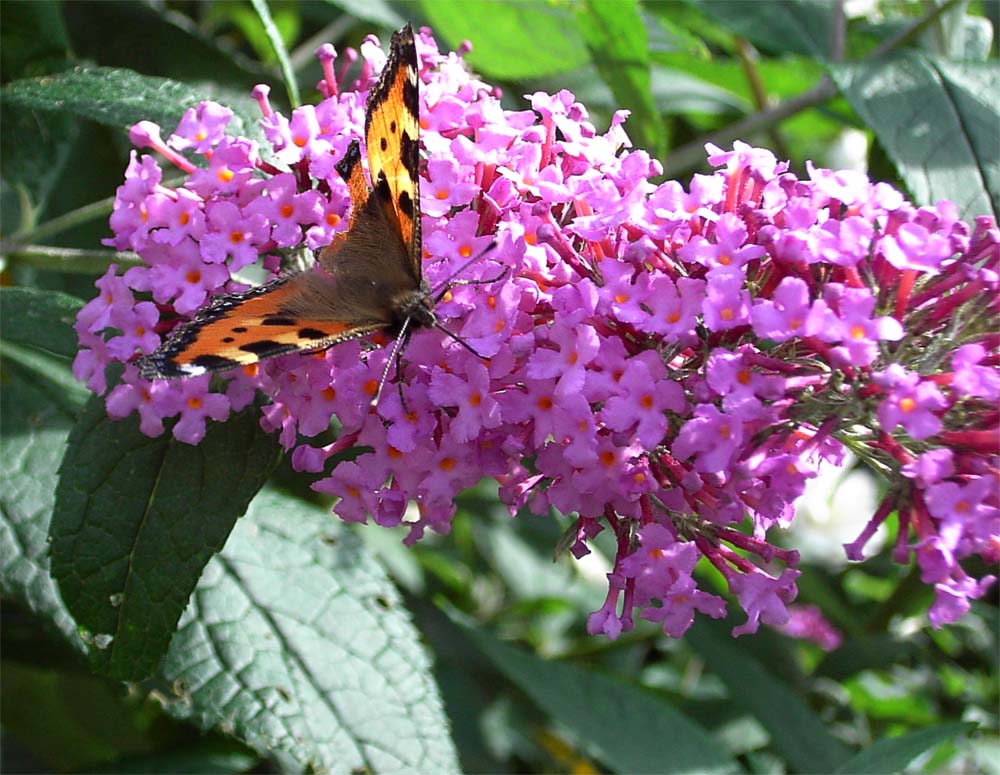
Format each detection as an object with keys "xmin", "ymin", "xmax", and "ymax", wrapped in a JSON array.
[
  {"xmin": 815, "ymin": 633, "xmax": 918, "ymax": 682},
  {"xmin": 320, "ymin": 0, "xmax": 404, "ymax": 29},
  {"xmin": 0, "ymin": 104, "xmax": 78, "ymax": 216},
  {"xmin": 0, "ymin": 67, "xmax": 263, "ymax": 142},
  {"xmin": 249, "ymin": 0, "xmax": 300, "ymax": 108},
  {"xmin": 830, "ymin": 52, "xmax": 999, "ymax": 221},
  {"xmin": 418, "ymin": 0, "xmax": 589, "ymax": 80},
  {"xmin": 0, "ymin": 287, "xmax": 85, "ymax": 359},
  {"xmin": 0, "ymin": 359, "xmax": 81, "ymax": 647},
  {"xmin": 160, "ymin": 488, "xmax": 460, "ymax": 774},
  {"xmin": 0, "ymin": 287, "xmax": 89, "ymax": 410},
  {"xmin": 49, "ymin": 399, "xmax": 282, "ymax": 679},
  {"xmin": 464, "ymin": 623, "xmax": 735, "ymax": 774},
  {"xmin": 691, "ymin": 0, "xmax": 835, "ymax": 58},
  {"xmin": 686, "ymin": 619, "xmax": 852, "ymax": 772},
  {"xmin": 62, "ymin": 1, "xmax": 271, "ymax": 93},
  {"xmin": 0, "ymin": 286, "xmax": 91, "ymax": 647},
  {"xmin": 575, "ymin": 0, "xmax": 665, "ymax": 160},
  {"xmin": 834, "ymin": 722, "xmax": 978, "ymax": 774}
]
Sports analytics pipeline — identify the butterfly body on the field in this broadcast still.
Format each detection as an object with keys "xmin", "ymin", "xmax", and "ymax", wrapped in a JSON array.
[{"xmin": 137, "ymin": 24, "xmax": 429, "ymax": 381}]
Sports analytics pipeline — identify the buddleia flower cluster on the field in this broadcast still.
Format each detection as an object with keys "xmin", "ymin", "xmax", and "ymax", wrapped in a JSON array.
[{"xmin": 75, "ymin": 27, "xmax": 1000, "ymax": 641}]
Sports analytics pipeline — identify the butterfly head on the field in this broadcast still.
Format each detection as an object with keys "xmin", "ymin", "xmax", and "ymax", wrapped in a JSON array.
[{"xmin": 393, "ymin": 282, "xmax": 437, "ymax": 333}]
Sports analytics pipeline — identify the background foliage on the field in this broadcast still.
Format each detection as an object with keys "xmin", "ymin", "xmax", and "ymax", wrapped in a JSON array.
[{"xmin": 2, "ymin": 1, "xmax": 997, "ymax": 773}]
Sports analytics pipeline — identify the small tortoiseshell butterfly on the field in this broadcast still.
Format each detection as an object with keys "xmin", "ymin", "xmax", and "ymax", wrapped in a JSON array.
[{"xmin": 138, "ymin": 24, "xmax": 434, "ymax": 381}]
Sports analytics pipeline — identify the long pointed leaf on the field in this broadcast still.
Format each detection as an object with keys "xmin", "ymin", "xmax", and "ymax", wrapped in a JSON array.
[
  {"xmin": 466, "ymin": 624, "xmax": 735, "ymax": 774},
  {"xmin": 687, "ymin": 619, "xmax": 851, "ymax": 772},
  {"xmin": 831, "ymin": 52, "xmax": 999, "ymax": 220},
  {"xmin": 50, "ymin": 399, "xmax": 281, "ymax": 679}
]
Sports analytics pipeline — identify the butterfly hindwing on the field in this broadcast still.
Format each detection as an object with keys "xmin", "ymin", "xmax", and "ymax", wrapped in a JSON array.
[
  {"xmin": 364, "ymin": 23, "xmax": 422, "ymax": 280},
  {"xmin": 138, "ymin": 275, "xmax": 384, "ymax": 379}
]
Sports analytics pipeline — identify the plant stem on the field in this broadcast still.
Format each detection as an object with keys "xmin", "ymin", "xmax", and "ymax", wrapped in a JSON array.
[
  {"xmin": 7, "ymin": 196, "xmax": 116, "ymax": 246},
  {"xmin": 1, "ymin": 245, "xmax": 142, "ymax": 274}
]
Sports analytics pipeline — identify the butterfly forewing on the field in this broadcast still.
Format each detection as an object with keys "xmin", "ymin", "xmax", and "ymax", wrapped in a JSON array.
[
  {"xmin": 136, "ymin": 23, "xmax": 425, "ymax": 380},
  {"xmin": 363, "ymin": 24, "xmax": 422, "ymax": 281}
]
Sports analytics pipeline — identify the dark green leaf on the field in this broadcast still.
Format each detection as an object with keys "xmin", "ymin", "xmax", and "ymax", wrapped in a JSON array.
[
  {"xmin": 575, "ymin": 0, "xmax": 665, "ymax": 159},
  {"xmin": 0, "ymin": 286, "xmax": 90, "ymax": 646},
  {"xmin": 418, "ymin": 0, "xmax": 588, "ymax": 80},
  {"xmin": 0, "ymin": 287, "xmax": 84, "ymax": 359},
  {"xmin": 1, "ymin": 67, "xmax": 263, "ymax": 142},
  {"xmin": 63, "ymin": 1, "xmax": 271, "ymax": 93},
  {"xmin": 833, "ymin": 722, "xmax": 977, "ymax": 774},
  {"xmin": 0, "ymin": 106, "xmax": 78, "ymax": 214},
  {"xmin": 465, "ymin": 624, "xmax": 735, "ymax": 774},
  {"xmin": 50, "ymin": 399, "xmax": 282, "ymax": 679},
  {"xmin": 160, "ymin": 488, "xmax": 460, "ymax": 774},
  {"xmin": 687, "ymin": 619, "xmax": 852, "ymax": 772},
  {"xmin": 0, "ymin": 359, "xmax": 81, "ymax": 647},
  {"xmin": 815, "ymin": 634, "xmax": 918, "ymax": 682},
  {"xmin": 691, "ymin": 0, "xmax": 835, "ymax": 58},
  {"xmin": 830, "ymin": 52, "xmax": 999, "ymax": 221}
]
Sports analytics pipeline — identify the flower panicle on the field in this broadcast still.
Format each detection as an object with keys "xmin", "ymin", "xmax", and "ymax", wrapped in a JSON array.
[{"xmin": 76, "ymin": 27, "xmax": 1000, "ymax": 640}]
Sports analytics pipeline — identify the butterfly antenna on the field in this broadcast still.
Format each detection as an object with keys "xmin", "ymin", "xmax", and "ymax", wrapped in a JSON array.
[
  {"xmin": 370, "ymin": 317, "xmax": 413, "ymax": 409},
  {"xmin": 433, "ymin": 321, "xmax": 487, "ymax": 359},
  {"xmin": 431, "ymin": 240, "xmax": 500, "ymax": 301}
]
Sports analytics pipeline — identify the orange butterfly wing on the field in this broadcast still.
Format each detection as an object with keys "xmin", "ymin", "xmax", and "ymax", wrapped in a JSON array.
[
  {"xmin": 362, "ymin": 23, "xmax": 422, "ymax": 279},
  {"xmin": 137, "ymin": 276, "xmax": 382, "ymax": 378},
  {"xmin": 137, "ymin": 24, "xmax": 422, "ymax": 380}
]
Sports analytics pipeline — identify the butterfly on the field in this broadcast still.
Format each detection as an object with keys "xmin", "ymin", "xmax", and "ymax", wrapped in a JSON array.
[{"xmin": 137, "ymin": 23, "xmax": 437, "ymax": 382}]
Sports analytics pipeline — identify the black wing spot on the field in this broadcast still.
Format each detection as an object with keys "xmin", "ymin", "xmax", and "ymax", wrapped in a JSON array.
[
  {"xmin": 390, "ymin": 120, "xmax": 397, "ymax": 134},
  {"xmin": 400, "ymin": 131, "xmax": 419, "ymax": 176},
  {"xmin": 261, "ymin": 316, "xmax": 295, "ymax": 326},
  {"xmin": 298, "ymin": 327, "xmax": 328, "ymax": 340},
  {"xmin": 398, "ymin": 190, "xmax": 414, "ymax": 218},
  {"xmin": 374, "ymin": 174, "xmax": 393, "ymax": 202},
  {"xmin": 380, "ymin": 137, "xmax": 388, "ymax": 152},
  {"xmin": 232, "ymin": 326, "xmax": 248, "ymax": 333},
  {"xmin": 239, "ymin": 340, "xmax": 284, "ymax": 356},
  {"xmin": 222, "ymin": 336, "xmax": 235, "ymax": 344}
]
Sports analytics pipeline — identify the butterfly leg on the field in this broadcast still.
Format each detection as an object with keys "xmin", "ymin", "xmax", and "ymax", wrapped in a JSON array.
[
  {"xmin": 371, "ymin": 316, "xmax": 413, "ymax": 411},
  {"xmin": 394, "ymin": 332, "xmax": 411, "ymax": 414}
]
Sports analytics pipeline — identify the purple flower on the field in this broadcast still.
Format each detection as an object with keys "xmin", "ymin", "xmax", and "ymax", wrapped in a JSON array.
[
  {"xmin": 200, "ymin": 201, "xmax": 271, "ymax": 269},
  {"xmin": 774, "ymin": 604, "xmax": 842, "ymax": 650},
  {"xmin": 952, "ymin": 343, "xmax": 1000, "ymax": 400},
  {"xmin": 169, "ymin": 101, "xmax": 233, "ymax": 153},
  {"xmin": 673, "ymin": 404, "xmax": 744, "ymax": 474},
  {"xmin": 875, "ymin": 365, "xmax": 947, "ymax": 440},
  {"xmin": 821, "ymin": 285, "xmax": 904, "ymax": 367},
  {"xmin": 751, "ymin": 277, "xmax": 825, "ymax": 341},
  {"xmin": 429, "ymin": 363, "xmax": 502, "ymax": 442},
  {"xmin": 730, "ymin": 567, "xmax": 800, "ymax": 636}
]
